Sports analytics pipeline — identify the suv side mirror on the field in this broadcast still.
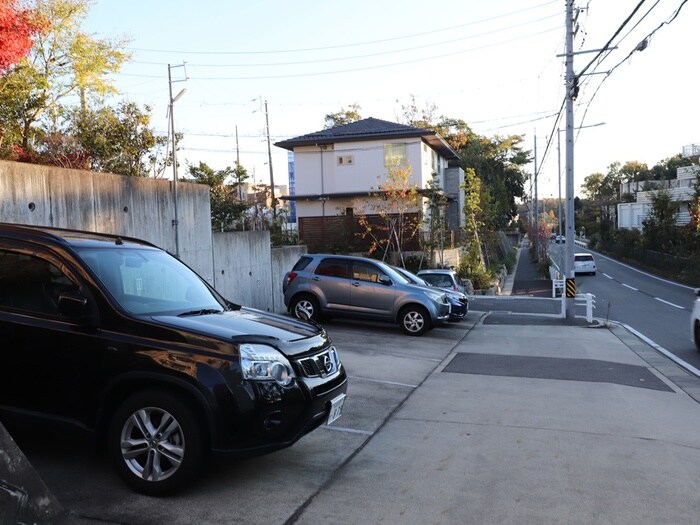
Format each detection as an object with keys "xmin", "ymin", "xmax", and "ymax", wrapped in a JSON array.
[
  {"xmin": 58, "ymin": 291, "xmax": 90, "ymax": 320},
  {"xmin": 378, "ymin": 275, "xmax": 392, "ymax": 286}
]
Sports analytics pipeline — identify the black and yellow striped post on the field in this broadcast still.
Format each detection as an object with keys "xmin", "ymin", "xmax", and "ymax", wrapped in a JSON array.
[{"xmin": 566, "ymin": 278, "xmax": 576, "ymax": 298}]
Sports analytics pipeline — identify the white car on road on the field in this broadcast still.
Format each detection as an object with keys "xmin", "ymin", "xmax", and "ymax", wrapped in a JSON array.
[{"xmin": 573, "ymin": 253, "xmax": 597, "ymax": 276}]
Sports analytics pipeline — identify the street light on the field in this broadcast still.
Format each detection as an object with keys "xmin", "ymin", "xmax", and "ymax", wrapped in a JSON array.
[{"xmin": 168, "ymin": 63, "xmax": 187, "ymax": 258}]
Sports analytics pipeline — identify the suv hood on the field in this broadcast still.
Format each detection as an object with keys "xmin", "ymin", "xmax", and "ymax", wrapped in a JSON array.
[{"xmin": 150, "ymin": 307, "xmax": 330, "ymax": 357}]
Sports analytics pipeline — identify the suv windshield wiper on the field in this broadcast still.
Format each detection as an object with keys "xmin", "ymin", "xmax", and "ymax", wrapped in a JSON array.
[{"xmin": 177, "ymin": 308, "xmax": 223, "ymax": 317}]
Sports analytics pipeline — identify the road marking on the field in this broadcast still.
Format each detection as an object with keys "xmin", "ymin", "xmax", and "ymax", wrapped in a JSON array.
[
  {"xmin": 654, "ymin": 297, "xmax": 686, "ymax": 310},
  {"xmin": 348, "ymin": 375, "xmax": 418, "ymax": 388},
  {"xmin": 622, "ymin": 283, "xmax": 638, "ymax": 291},
  {"xmin": 324, "ymin": 426, "xmax": 374, "ymax": 436},
  {"xmin": 603, "ymin": 273, "xmax": 613, "ymax": 279}
]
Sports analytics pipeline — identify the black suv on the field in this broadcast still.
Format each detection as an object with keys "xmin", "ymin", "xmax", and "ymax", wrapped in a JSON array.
[{"xmin": 0, "ymin": 224, "xmax": 347, "ymax": 496}]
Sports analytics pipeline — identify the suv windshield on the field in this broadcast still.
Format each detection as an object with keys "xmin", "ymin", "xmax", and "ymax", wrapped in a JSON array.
[{"xmin": 75, "ymin": 247, "xmax": 225, "ymax": 316}]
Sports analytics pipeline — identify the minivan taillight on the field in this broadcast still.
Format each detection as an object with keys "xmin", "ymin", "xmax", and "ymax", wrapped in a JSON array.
[{"xmin": 287, "ymin": 272, "xmax": 298, "ymax": 285}]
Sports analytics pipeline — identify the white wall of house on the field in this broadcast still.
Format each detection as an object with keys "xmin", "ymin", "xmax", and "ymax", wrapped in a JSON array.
[
  {"xmin": 617, "ymin": 202, "xmax": 649, "ymax": 229},
  {"xmin": 292, "ymin": 138, "xmax": 432, "ymax": 207}
]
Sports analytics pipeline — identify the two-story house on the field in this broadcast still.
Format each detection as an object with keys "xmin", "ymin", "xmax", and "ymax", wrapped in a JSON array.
[{"xmin": 274, "ymin": 117, "xmax": 463, "ymax": 252}]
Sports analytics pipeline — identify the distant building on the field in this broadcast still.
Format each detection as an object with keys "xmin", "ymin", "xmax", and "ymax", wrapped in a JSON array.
[{"xmin": 618, "ymin": 165, "xmax": 699, "ymax": 229}]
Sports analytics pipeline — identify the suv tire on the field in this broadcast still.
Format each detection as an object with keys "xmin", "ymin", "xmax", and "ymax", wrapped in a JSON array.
[
  {"xmin": 108, "ymin": 390, "xmax": 205, "ymax": 496},
  {"xmin": 399, "ymin": 305, "xmax": 430, "ymax": 336},
  {"xmin": 291, "ymin": 294, "xmax": 321, "ymax": 322}
]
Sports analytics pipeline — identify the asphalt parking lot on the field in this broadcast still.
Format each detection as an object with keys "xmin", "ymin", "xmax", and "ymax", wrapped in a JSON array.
[
  {"xmin": 11, "ymin": 307, "xmax": 700, "ymax": 525},
  {"xmin": 9, "ymin": 317, "xmax": 475, "ymax": 525}
]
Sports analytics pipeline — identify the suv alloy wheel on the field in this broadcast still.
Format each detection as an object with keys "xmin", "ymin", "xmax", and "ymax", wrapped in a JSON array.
[{"xmin": 108, "ymin": 390, "xmax": 205, "ymax": 496}]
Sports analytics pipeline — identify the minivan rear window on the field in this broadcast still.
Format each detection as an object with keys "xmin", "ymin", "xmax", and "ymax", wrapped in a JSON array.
[{"xmin": 575, "ymin": 255, "xmax": 594, "ymax": 262}]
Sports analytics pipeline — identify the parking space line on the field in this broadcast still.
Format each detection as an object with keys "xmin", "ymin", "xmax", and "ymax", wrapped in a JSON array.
[
  {"xmin": 324, "ymin": 426, "xmax": 374, "ymax": 436},
  {"xmin": 348, "ymin": 375, "xmax": 418, "ymax": 388},
  {"xmin": 654, "ymin": 297, "xmax": 685, "ymax": 310}
]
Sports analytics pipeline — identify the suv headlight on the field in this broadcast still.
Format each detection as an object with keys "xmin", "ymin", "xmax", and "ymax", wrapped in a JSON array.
[
  {"xmin": 423, "ymin": 289, "xmax": 446, "ymax": 303},
  {"xmin": 240, "ymin": 344, "xmax": 296, "ymax": 387}
]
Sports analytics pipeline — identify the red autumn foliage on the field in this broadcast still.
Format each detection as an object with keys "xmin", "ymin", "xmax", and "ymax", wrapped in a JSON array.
[{"xmin": 0, "ymin": 0, "xmax": 46, "ymax": 71}]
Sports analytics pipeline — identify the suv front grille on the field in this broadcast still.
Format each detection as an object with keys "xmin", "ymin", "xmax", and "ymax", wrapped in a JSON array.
[{"xmin": 295, "ymin": 347, "xmax": 340, "ymax": 378}]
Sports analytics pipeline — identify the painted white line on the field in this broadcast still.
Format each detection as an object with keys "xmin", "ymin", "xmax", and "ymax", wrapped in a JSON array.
[
  {"xmin": 348, "ymin": 375, "xmax": 418, "ymax": 388},
  {"xmin": 603, "ymin": 273, "xmax": 613, "ymax": 280},
  {"xmin": 654, "ymin": 297, "xmax": 685, "ymax": 310},
  {"xmin": 324, "ymin": 426, "xmax": 374, "ymax": 436},
  {"xmin": 622, "ymin": 283, "xmax": 638, "ymax": 291},
  {"xmin": 620, "ymin": 323, "xmax": 700, "ymax": 378}
]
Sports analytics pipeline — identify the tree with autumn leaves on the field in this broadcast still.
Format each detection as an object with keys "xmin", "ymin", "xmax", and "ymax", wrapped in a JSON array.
[{"xmin": 0, "ymin": 0, "xmax": 45, "ymax": 72}]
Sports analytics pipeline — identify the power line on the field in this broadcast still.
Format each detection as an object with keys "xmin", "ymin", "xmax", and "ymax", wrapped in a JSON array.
[
  {"xmin": 118, "ymin": 26, "xmax": 561, "ymax": 81},
  {"xmin": 127, "ymin": 1, "xmax": 559, "ymax": 56},
  {"xmin": 131, "ymin": 13, "xmax": 561, "ymax": 69}
]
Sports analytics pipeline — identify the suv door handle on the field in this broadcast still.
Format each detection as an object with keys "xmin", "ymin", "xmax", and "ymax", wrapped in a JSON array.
[
  {"xmin": 351, "ymin": 281, "xmax": 361, "ymax": 287},
  {"xmin": 312, "ymin": 276, "xmax": 321, "ymax": 281}
]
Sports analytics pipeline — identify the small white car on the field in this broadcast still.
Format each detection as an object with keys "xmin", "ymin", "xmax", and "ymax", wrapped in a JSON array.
[
  {"xmin": 691, "ymin": 289, "xmax": 700, "ymax": 351},
  {"xmin": 573, "ymin": 253, "xmax": 596, "ymax": 276}
]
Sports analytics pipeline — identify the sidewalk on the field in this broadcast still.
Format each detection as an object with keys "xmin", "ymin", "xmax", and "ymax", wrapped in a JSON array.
[{"xmin": 296, "ymin": 315, "xmax": 700, "ymax": 524}]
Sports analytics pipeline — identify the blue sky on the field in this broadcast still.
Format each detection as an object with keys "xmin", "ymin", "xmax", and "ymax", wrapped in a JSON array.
[{"xmin": 85, "ymin": 0, "xmax": 699, "ymax": 198}]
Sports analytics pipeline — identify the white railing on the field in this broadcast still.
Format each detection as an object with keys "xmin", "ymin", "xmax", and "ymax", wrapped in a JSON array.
[
  {"xmin": 557, "ymin": 292, "xmax": 596, "ymax": 323},
  {"xmin": 552, "ymin": 279, "xmax": 565, "ymax": 297},
  {"xmin": 576, "ymin": 293, "xmax": 596, "ymax": 323}
]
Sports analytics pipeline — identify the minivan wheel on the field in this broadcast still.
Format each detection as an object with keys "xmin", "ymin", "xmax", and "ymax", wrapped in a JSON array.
[
  {"xmin": 108, "ymin": 390, "xmax": 205, "ymax": 496},
  {"xmin": 291, "ymin": 294, "xmax": 321, "ymax": 322},
  {"xmin": 399, "ymin": 305, "xmax": 430, "ymax": 336}
]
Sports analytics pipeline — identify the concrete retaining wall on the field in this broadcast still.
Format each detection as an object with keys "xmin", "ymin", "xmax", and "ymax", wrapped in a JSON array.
[
  {"xmin": 212, "ymin": 232, "xmax": 306, "ymax": 313},
  {"xmin": 0, "ymin": 160, "xmax": 214, "ymax": 283}
]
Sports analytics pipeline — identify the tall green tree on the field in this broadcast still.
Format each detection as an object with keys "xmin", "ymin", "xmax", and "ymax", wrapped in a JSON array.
[
  {"xmin": 187, "ymin": 161, "xmax": 248, "ymax": 232},
  {"xmin": 0, "ymin": 0, "xmax": 128, "ymax": 153},
  {"xmin": 66, "ymin": 101, "xmax": 159, "ymax": 176},
  {"xmin": 581, "ymin": 162, "xmax": 623, "ymax": 228},
  {"xmin": 642, "ymin": 190, "xmax": 679, "ymax": 253}
]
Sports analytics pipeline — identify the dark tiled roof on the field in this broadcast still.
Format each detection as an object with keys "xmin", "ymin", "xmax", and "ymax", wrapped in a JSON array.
[{"xmin": 274, "ymin": 117, "xmax": 459, "ymax": 159}]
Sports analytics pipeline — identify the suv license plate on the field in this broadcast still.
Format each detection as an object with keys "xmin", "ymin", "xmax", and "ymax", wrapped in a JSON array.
[{"xmin": 327, "ymin": 394, "xmax": 346, "ymax": 425}]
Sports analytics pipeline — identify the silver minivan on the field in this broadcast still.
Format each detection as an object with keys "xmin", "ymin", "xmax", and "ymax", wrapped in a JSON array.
[{"xmin": 283, "ymin": 254, "xmax": 450, "ymax": 336}]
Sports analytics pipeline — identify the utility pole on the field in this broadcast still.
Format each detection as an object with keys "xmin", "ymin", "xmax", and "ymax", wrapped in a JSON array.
[
  {"xmin": 168, "ymin": 63, "xmax": 187, "ymax": 258},
  {"xmin": 533, "ymin": 133, "xmax": 539, "ymax": 258},
  {"xmin": 564, "ymin": 0, "xmax": 576, "ymax": 318},
  {"xmin": 264, "ymin": 100, "xmax": 277, "ymax": 221}
]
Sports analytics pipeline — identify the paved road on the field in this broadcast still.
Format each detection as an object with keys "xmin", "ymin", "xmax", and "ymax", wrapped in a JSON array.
[{"xmin": 549, "ymin": 243, "xmax": 699, "ymax": 370}]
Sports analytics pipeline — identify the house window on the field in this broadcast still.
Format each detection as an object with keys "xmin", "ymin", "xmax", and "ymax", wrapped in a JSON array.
[
  {"xmin": 384, "ymin": 143, "xmax": 407, "ymax": 167},
  {"xmin": 337, "ymin": 155, "xmax": 354, "ymax": 166},
  {"xmin": 345, "ymin": 207, "xmax": 353, "ymax": 216}
]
